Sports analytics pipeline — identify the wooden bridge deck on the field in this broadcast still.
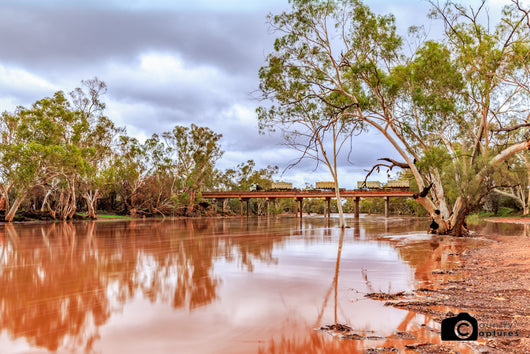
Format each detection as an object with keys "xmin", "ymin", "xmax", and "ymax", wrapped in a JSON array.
[{"xmin": 201, "ymin": 189, "xmax": 415, "ymax": 199}]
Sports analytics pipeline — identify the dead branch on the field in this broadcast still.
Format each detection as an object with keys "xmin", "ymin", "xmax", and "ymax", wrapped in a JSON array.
[
  {"xmin": 362, "ymin": 158, "xmax": 411, "ymax": 185},
  {"xmin": 490, "ymin": 122, "xmax": 530, "ymax": 133},
  {"xmin": 377, "ymin": 158, "xmax": 411, "ymax": 169}
]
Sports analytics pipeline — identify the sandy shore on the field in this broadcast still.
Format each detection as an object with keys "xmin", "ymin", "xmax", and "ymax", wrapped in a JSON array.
[{"xmin": 380, "ymin": 234, "xmax": 530, "ymax": 353}]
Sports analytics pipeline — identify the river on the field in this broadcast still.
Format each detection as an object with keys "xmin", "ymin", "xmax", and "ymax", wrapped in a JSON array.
[{"xmin": 0, "ymin": 215, "xmax": 521, "ymax": 353}]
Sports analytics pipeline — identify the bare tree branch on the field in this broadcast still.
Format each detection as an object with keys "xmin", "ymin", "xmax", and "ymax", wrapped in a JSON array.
[
  {"xmin": 362, "ymin": 158, "xmax": 412, "ymax": 186},
  {"xmin": 490, "ymin": 122, "xmax": 530, "ymax": 133}
]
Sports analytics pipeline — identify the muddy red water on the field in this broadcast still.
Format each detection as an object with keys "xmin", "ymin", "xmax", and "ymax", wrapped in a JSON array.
[{"xmin": 0, "ymin": 216, "xmax": 500, "ymax": 353}]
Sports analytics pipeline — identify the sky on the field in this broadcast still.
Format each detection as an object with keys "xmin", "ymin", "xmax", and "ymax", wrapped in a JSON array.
[{"xmin": 0, "ymin": 0, "xmax": 516, "ymax": 189}]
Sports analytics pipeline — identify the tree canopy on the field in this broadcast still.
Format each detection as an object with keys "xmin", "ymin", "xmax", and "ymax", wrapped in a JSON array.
[
  {"xmin": 258, "ymin": 0, "xmax": 530, "ymax": 235},
  {"xmin": 0, "ymin": 79, "xmax": 267, "ymax": 220}
]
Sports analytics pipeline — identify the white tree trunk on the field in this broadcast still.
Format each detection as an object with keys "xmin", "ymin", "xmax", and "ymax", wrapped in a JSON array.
[
  {"xmin": 5, "ymin": 194, "xmax": 26, "ymax": 222},
  {"xmin": 83, "ymin": 189, "xmax": 99, "ymax": 219},
  {"xmin": 333, "ymin": 176, "xmax": 346, "ymax": 228}
]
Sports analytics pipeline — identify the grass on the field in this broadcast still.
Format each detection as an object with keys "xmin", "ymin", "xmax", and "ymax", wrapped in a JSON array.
[
  {"xmin": 467, "ymin": 207, "xmax": 529, "ymax": 224},
  {"xmin": 95, "ymin": 214, "xmax": 133, "ymax": 220},
  {"xmin": 466, "ymin": 213, "xmax": 481, "ymax": 224}
]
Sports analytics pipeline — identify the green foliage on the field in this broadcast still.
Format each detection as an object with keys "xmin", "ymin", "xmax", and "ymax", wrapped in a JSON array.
[
  {"xmin": 162, "ymin": 124, "xmax": 223, "ymax": 212},
  {"xmin": 416, "ymin": 147, "xmax": 452, "ymax": 172},
  {"xmin": 0, "ymin": 79, "xmax": 230, "ymax": 219},
  {"xmin": 303, "ymin": 198, "xmax": 327, "ymax": 214},
  {"xmin": 217, "ymin": 160, "xmax": 278, "ymax": 192},
  {"xmin": 345, "ymin": 196, "xmax": 424, "ymax": 216},
  {"xmin": 399, "ymin": 41, "xmax": 465, "ymax": 126},
  {"xmin": 95, "ymin": 214, "xmax": 132, "ymax": 219},
  {"xmin": 260, "ymin": 0, "xmax": 530, "ymax": 233},
  {"xmin": 108, "ymin": 124, "xmax": 224, "ymax": 215}
]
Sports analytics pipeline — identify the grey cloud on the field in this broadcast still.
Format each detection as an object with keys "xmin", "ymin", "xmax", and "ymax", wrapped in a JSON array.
[
  {"xmin": 0, "ymin": 7, "xmax": 270, "ymax": 76},
  {"xmin": 107, "ymin": 72, "xmax": 247, "ymax": 123},
  {"xmin": 0, "ymin": 0, "xmax": 421, "ymax": 182},
  {"xmin": 0, "ymin": 86, "xmax": 53, "ymax": 106}
]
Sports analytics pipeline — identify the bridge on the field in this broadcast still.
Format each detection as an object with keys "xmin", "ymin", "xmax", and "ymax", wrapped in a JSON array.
[{"xmin": 201, "ymin": 189, "xmax": 415, "ymax": 218}]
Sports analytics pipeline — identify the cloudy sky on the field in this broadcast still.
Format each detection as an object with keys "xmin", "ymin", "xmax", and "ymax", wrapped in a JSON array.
[{"xmin": 0, "ymin": 0, "xmax": 514, "ymax": 189}]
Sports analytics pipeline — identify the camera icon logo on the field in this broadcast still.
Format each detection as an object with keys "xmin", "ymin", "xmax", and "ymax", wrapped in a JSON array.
[{"xmin": 441, "ymin": 312, "xmax": 478, "ymax": 341}]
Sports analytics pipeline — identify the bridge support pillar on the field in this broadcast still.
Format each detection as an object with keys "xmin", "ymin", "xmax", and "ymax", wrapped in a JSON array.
[
  {"xmin": 294, "ymin": 197, "xmax": 303, "ymax": 218},
  {"xmin": 266, "ymin": 197, "xmax": 276, "ymax": 217},
  {"xmin": 239, "ymin": 198, "xmax": 250, "ymax": 217},
  {"xmin": 213, "ymin": 198, "xmax": 225, "ymax": 215},
  {"xmin": 384, "ymin": 197, "xmax": 389, "ymax": 217},
  {"xmin": 354, "ymin": 197, "xmax": 360, "ymax": 218},
  {"xmin": 325, "ymin": 197, "xmax": 331, "ymax": 218}
]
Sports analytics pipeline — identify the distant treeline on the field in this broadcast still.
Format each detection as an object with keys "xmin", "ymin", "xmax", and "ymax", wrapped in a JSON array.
[
  {"xmin": 0, "ymin": 79, "xmax": 435, "ymax": 222},
  {"xmin": 0, "ymin": 78, "xmax": 282, "ymax": 221}
]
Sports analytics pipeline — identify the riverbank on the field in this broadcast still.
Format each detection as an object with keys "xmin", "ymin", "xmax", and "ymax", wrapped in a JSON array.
[
  {"xmin": 484, "ymin": 217, "xmax": 530, "ymax": 224},
  {"xmin": 378, "ymin": 233, "xmax": 530, "ymax": 353},
  {"xmin": 0, "ymin": 205, "xmax": 221, "ymax": 222}
]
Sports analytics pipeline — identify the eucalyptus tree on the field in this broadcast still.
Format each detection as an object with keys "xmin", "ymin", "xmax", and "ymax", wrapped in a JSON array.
[
  {"xmin": 403, "ymin": 0, "xmax": 530, "ymax": 233},
  {"xmin": 110, "ymin": 136, "xmax": 149, "ymax": 214},
  {"xmin": 140, "ymin": 133, "xmax": 177, "ymax": 215},
  {"xmin": 162, "ymin": 124, "xmax": 223, "ymax": 215},
  {"xmin": 486, "ymin": 0, "xmax": 530, "ymax": 214},
  {"xmin": 258, "ymin": 2, "xmax": 365, "ymax": 228},
  {"xmin": 0, "ymin": 91, "xmax": 88, "ymax": 221},
  {"xmin": 0, "ymin": 90, "xmax": 90, "ymax": 221},
  {"xmin": 77, "ymin": 114, "xmax": 121, "ymax": 219},
  {"xmin": 70, "ymin": 78, "xmax": 123, "ymax": 219},
  {"xmin": 108, "ymin": 133, "xmax": 173, "ymax": 216},
  {"xmin": 16, "ymin": 81, "xmax": 119, "ymax": 220},
  {"xmin": 14, "ymin": 91, "xmax": 84, "ymax": 220},
  {"xmin": 0, "ymin": 111, "xmax": 49, "ymax": 221},
  {"xmin": 229, "ymin": 160, "xmax": 278, "ymax": 191},
  {"xmin": 259, "ymin": 0, "xmax": 530, "ymax": 235}
]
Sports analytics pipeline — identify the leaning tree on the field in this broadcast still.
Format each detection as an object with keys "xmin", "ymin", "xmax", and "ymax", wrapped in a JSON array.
[
  {"xmin": 259, "ymin": 0, "xmax": 530, "ymax": 235},
  {"xmin": 256, "ymin": 94, "xmax": 362, "ymax": 228}
]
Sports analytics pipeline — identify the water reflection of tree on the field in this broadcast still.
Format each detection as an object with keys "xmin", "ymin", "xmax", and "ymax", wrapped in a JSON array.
[
  {"xmin": 0, "ymin": 222, "xmax": 110, "ymax": 352},
  {"xmin": 353, "ymin": 217, "xmax": 471, "ymax": 285},
  {"xmin": 258, "ymin": 229, "xmax": 365, "ymax": 354},
  {"xmin": 258, "ymin": 218, "xmax": 474, "ymax": 354},
  {"xmin": 223, "ymin": 218, "xmax": 280, "ymax": 272},
  {"xmin": 395, "ymin": 237, "xmax": 468, "ymax": 285},
  {"xmin": 257, "ymin": 331, "xmax": 363, "ymax": 354},
  {"xmin": 0, "ymin": 218, "xmax": 287, "ymax": 352}
]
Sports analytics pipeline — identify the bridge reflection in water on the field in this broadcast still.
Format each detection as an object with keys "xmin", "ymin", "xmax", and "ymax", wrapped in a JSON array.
[{"xmin": 201, "ymin": 189, "xmax": 415, "ymax": 217}]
